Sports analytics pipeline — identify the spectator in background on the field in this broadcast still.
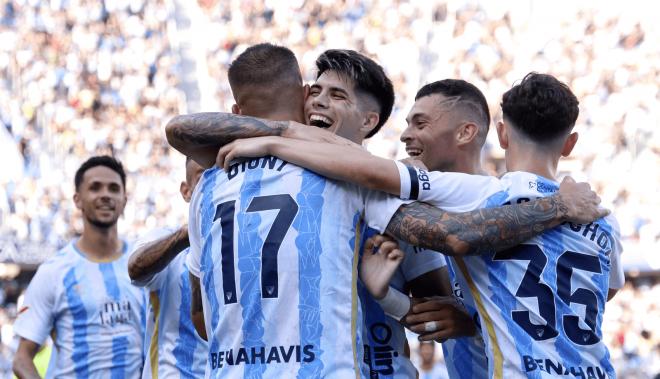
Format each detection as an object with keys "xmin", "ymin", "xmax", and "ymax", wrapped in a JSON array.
[{"xmin": 418, "ymin": 342, "xmax": 449, "ymax": 379}]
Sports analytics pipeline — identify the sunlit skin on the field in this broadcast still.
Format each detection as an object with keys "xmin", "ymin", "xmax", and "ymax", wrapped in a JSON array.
[
  {"xmin": 304, "ymin": 71, "xmax": 378, "ymax": 144},
  {"xmin": 74, "ymin": 166, "xmax": 127, "ymax": 229},
  {"xmin": 73, "ymin": 165, "xmax": 127, "ymax": 262}
]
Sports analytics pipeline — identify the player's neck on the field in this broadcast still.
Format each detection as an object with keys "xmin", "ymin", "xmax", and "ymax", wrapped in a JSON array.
[
  {"xmin": 429, "ymin": 154, "xmax": 485, "ymax": 175},
  {"xmin": 505, "ymin": 146, "xmax": 558, "ymax": 181},
  {"xmin": 76, "ymin": 223, "xmax": 123, "ymax": 262}
]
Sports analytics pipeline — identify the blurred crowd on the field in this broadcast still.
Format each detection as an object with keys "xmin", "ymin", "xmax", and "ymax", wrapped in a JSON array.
[
  {"xmin": 0, "ymin": 0, "xmax": 187, "ymax": 258},
  {"xmin": 0, "ymin": 0, "xmax": 658, "ymax": 376}
]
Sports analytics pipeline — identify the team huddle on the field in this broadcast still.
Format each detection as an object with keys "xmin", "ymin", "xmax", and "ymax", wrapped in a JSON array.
[{"xmin": 12, "ymin": 43, "xmax": 622, "ymax": 379}]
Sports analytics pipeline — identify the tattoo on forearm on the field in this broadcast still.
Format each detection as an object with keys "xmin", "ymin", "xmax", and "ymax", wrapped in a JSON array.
[
  {"xmin": 386, "ymin": 195, "xmax": 567, "ymax": 256},
  {"xmin": 129, "ymin": 228, "xmax": 189, "ymax": 281},
  {"xmin": 168, "ymin": 112, "xmax": 288, "ymax": 147}
]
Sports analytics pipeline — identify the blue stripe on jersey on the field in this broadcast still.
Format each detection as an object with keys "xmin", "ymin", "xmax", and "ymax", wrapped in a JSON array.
[
  {"xmin": 63, "ymin": 268, "xmax": 90, "ymax": 379},
  {"xmin": 443, "ymin": 263, "xmax": 476, "ymax": 379},
  {"xmin": 99, "ymin": 262, "xmax": 129, "ymax": 377},
  {"xmin": 200, "ymin": 169, "xmax": 222, "ymax": 368},
  {"xmin": 99, "ymin": 263, "xmax": 120, "ymax": 299},
  {"xmin": 237, "ymin": 165, "xmax": 266, "ymax": 378},
  {"xmin": 111, "ymin": 336, "xmax": 129, "ymax": 379},
  {"xmin": 174, "ymin": 261, "xmax": 198, "ymax": 377},
  {"xmin": 293, "ymin": 170, "xmax": 326, "ymax": 378}
]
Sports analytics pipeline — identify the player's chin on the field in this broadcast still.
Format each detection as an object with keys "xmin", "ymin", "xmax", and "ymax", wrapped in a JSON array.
[{"xmin": 88, "ymin": 214, "xmax": 119, "ymax": 229}]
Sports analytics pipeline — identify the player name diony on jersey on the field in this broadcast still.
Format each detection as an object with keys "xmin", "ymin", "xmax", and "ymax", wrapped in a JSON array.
[
  {"xmin": 226, "ymin": 156, "xmax": 288, "ymax": 180},
  {"xmin": 209, "ymin": 344, "xmax": 315, "ymax": 369},
  {"xmin": 523, "ymin": 355, "xmax": 608, "ymax": 379}
]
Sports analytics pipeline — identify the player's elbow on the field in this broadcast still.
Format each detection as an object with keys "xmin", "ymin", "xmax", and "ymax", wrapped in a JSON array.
[
  {"xmin": 165, "ymin": 116, "xmax": 186, "ymax": 148},
  {"xmin": 127, "ymin": 253, "xmax": 146, "ymax": 284}
]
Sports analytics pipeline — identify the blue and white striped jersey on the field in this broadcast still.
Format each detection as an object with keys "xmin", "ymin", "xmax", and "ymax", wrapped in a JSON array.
[
  {"xmin": 14, "ymin": 240, "xmax": 146, "ymax": 379},
  {"xmin": 187, "ymin": 157, "xmax": 404, "ymax": 378},
  {"xmin": 359, "ymin": 227, "xmax": 446, "ymax": 379},
  {"xmin": 438, "ymin": 255, "xmax": 489, "ymax": 379},
  {"xmin": 130, "ymin": 227, "xmax": 208, "ymax": 379},
  {"xmin": 400, "ymin": 169, "xmax": 624, "ymax": 379}
]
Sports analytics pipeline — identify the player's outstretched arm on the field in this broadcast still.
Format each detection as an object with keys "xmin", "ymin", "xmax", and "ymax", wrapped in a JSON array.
[
  {"xmin": 165, "ymin": 112, "xmax": 356, "ymax": 168},
  {"xmin": 128, "ymin": 225, "xmax": 190, "ymax": 285},
  {"xmin": 386, "ymin": 178, "xmax": 609, "ymax": 256},
  {"xmin": 13, "ymin": 338, "xmax": 41, "ymax": 379},
  {"xmin": 217, "ymin": 136, "xmax": 401, "ymax": 195},
  {"xmin": 189, "ymin": 273, "xmax": 207, "ymax": 341}
]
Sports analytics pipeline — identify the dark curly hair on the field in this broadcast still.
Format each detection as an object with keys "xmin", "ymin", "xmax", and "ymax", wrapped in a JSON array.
[
  {"xmin": 501, "ymin": 72, "xmax": 579, "ymax": 143},
  {"xmin": 315, "ymin": 49, "xmax": 394, "ymax": 138},
  {"xmin": 74, "ymin": 155, "xmax": 126, "ymax": 191}
]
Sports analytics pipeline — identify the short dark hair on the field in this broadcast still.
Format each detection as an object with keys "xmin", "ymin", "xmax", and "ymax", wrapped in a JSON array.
[
  {"xmin": 315, "ymin": 49, "xmax": 394, "ymax": 138},
  {"xmin": 74, "ymin": 155, "xmax": 126, "ymax": 191},
  {"xmin": 228, "ymin": 43, "xmax": 302, "ymax": 96},
  {"xmin": 501, "ymin": 72, "xmax": 579, "ymax": 143},
  {"xmin": 415, "ymin": 79, "xmax": 490, "ymax": 133}
]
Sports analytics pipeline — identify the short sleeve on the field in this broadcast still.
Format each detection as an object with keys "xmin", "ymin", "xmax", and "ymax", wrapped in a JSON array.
[
  {"xmin": 187, "ymin": 176, "xmax": 204, "ymax": 279},
  {"xmin": 400, "ymin": 244, "xmax": 448, "ymax": 282},
  {"xmin": 363, "ymin": 189, "xmax": 412, "ymax": 233},
  {"xmin": 13, "ymin": 265, "xmax": 57, "ymax": 345},
  {"xmin": 403, "ymin": 167, "xmax": 502, "ymax": 212},
  {"xmin": 606, "ymin": 215, "xmax": 625, "ymax": 289},
  {"xmin": 129, "ymin": 227, "xmax": 177, "ymax": 290}
]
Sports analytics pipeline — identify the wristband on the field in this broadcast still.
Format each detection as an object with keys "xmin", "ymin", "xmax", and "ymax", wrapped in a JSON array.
[{"xmin": 376, "ymin": 286, "xmax": 412, "ymax": 321}]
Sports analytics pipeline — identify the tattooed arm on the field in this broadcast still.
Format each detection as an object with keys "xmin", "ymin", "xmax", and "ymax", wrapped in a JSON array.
[
  {"xmin": 190, "ymin": 273, "xmax": 207, "ymax": 340},
  {"xmin": 386, "ymin": 195, "xmax": 574, "ymax": 256},
  {"xmin": 165, "ymin": 112, "xmax": 356, "ymax": 168},
  {"xmin": 128, "ymin": 226, "xmax": 189, "ymax": 285}
]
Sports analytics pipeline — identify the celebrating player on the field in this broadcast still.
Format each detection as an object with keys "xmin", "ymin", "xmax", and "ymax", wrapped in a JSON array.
[
  {"xmin": 222, "ymin": 73, "xmax": 623, "ymax": 378},
  {"xmin": 13, "ymin": 156, "xmax": 146, "ymax": 379},
  {"xmin": 127, "ymin": 157, "xmax": 207, "ymax": 378},
  {"xmin": 167, "ymin": 45, "xmax": 607, "ymax": 378}
]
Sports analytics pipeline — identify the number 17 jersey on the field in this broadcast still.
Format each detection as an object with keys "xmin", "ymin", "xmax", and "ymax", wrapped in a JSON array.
[
  {"xmin": 400, "ymin": 169, "xmax": 624, "ymax": 379},
  {"xmin": 187, "ymin": 156, "xmax": 404, "ymax": 378}
]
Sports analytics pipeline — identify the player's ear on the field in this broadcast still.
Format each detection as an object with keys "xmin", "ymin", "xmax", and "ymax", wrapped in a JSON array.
[
  {"xmin": 303, "ymin": 84, "xmax": 310, "ymax": 100},
  {"xmin": 561, "ymin": 132, "xmax": 578, "ymax": 157},
  {"xmin": 359, "ymin": 111, "xmax": 380, "ymax": 138},
  {"xmin": 231, "ymin": 104, "xmax": 241, "ymax": 115},
  {"xmin": 496, "ymin": 121, "xmax": 508, "ymax": 149},
  {"xmin": 456, "ymin": 122, "xmax": 479, "ymax": 146},
  {"xmin": 180, "ymin": 180, "xmax": 192, "ymax": 203},
  {"xmin": 73, "ymin": 192, "xmax": 83, "ymax": 210}
]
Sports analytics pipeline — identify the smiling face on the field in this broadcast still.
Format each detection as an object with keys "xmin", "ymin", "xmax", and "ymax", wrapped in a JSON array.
[
  {"xmin": 401, "ymin": 93, "xmax": 460, "ymax": 171},
  {"xmin": 74, "ymin": 166, "xmax": 127, "ymax": 229},
  {"xmin": 304, "ymin": 70, "xmax": 375, "ymax": 144}
]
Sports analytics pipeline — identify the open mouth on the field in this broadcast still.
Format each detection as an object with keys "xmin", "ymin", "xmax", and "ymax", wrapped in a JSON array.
[
  {"xmin": 309, "ymin": 114, "xmax": 334, "ymax": 129},
  {"xmin": 406, "ymin": 147, "xmax": 423, "ymax": 157}
]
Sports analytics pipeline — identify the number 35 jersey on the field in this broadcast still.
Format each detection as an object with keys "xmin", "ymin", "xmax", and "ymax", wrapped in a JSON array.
[
  {"xmin": 187, "ymin": 157, "xmax": 404, "ymax": 379},
  {"xmin": 401, "ymin": 169, "xmax": 624, "ymax": 379}
]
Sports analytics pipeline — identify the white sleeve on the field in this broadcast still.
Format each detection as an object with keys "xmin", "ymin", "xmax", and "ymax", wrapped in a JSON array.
[
  {"xmin": 186, "ymin": 179, "xmax": 204, "ymax": 279},
  {"xmin": 13, "ymin": 266, "xmax": 56, "ymax": 345},
  {"xmin": 401, "ymin": 167, "xmax": 502, "ymax": 211},
  {"xmin": 129, "ymin": 227, "xmax": 177, "ymax": 290},
  {"xmin": 606, "ymin": 215, "xmax": 625, "ymax": 289},
  {"xmin": 400, "ymin": 244, "xmax": 448, "ymax": 282},
  {"xmin": 363, "ymin": 188, "xmax": 412, "ymax": 233}
]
